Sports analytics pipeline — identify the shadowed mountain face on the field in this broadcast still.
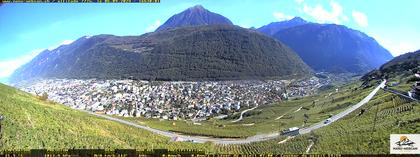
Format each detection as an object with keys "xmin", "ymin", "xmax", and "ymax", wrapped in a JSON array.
[
  {"xmin": 379, "ymin": 50, "xmax": 420, "ymax": 71},
  {"xmin": 155, "ymin": 5, "xmax": 233, "ymax": 31},
  {"xmin": 257, "ymin": 17, "xmax": 308, "ymax": 36},
  {"xmin": 272, "ymin": 23, "xmax": 393, "ymax": 74},
  {"xmin": 362, "ymin": 49, "xmax": 420, "ymax": 80},
  {"xmin": 10, "ymin": 25, "xmax": 312, "ymax": 83}
]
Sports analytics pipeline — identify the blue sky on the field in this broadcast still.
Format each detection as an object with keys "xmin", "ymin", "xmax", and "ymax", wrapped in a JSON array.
[{"xmin": 0, "ymin": 0, "xmax": 419, "ymax": 82}]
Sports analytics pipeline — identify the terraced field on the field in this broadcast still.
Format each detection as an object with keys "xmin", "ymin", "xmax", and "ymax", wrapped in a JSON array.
[
  {"xmin": 115, "ymin": 78, "xmax": 418, "ymax": 154},
  {"xmin": 0, "ymin": 83, "xmax": 214, "ymax": 151},
  {"xmin": 215, "ymin": 135, "xmax": 311, "ymax": 154},
  {"xmin": 1, "ymin": 75, "xmax": 417, "ymax": 154},
  {"xmin": 120, "ymin": 81, "xmax": 373, "ymax": 138},
  {"xmin": 213, "ymin": 80, "xmax": 419, "ymax": 154},
  {"xmin": 309, "ymin": 82, "xmax": 419, "ymax": 154}
]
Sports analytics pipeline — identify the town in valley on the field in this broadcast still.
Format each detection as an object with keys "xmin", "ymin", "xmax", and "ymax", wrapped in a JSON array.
[{"xmin": 15, "ymin": 75, "xmax": 335, "ymax": 121}]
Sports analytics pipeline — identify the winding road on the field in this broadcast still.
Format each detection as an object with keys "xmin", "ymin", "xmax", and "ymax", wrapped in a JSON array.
[
  {"xmin": 80, "ymin": 80, "xmax": 386, "ymax": 144},
  {"xmin": 299, "ymin": 80, "xmax": 386, "ymax": 134},
  {"xmin": 231, "ymin": 105, "xmax": 258, "ymax": 123},
  {"xmin": 382, "ymin": 86, "xmax": 419, "ymax": 102},
  {"xmin": 79, "ymin": 109, "xmax": 279, "ymax": 144}
]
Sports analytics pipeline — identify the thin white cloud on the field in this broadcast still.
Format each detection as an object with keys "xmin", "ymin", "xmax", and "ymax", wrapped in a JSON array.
[
  {"xmin": 145, "ymin": 20, "xmax": 161, "ymax": 32},
  {"xmin": 273, "ymin": 12, "xmax": 294, "ymax": 21},
  {"xmin": 352, "ymin": 11, "xmax": 368, "ymax": 27},
  {"xmin": 48, "ymin": 40, "xmax": 74, "ymax": 50},
  {"xmin": 0, "ymin": 39, "xmax": 75, "ymax": 79},
  {"xmin": 0, "ymin": 49, "xmax": 43, "ymax": 79},
  {"xmin": 301, "ymin": 0, "xmax": 347, "ymax": 24},
  {"xmin": 383, "ymin": 41, "xmax": 418, "ymax": 57},
  {"xmin": 370, "ymin": 33, "xmax": 419, "ymax": 57}
]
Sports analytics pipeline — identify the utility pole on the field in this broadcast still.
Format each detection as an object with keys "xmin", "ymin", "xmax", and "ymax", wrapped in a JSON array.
[
  {"xmin": 0, "ymin": 115, "xmax": 3, "ymax": 140},
  {"xmin": 369, "ymin": 102, "xmax": 380, "ymax": 147},
  {"xmin": 303, "ymin": 113, "xmax": 309, "ymax": 126},
  {"xmin": 393, "ymin": 97, "xmax": 401, "ymax": 133}
]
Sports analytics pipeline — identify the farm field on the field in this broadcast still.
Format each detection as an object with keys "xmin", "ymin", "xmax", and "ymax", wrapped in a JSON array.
[
  {"xmin": 309, "ymin": 82, "xmax": 419, "ymax": 154},
  {"xmin": 0, "ymin": 76, "xmax": 417, "ymax": 154},
  {"xmin": 0, "ymin": 83, "xmax": 214, "ymax": 151},
  {"xmin": 227, "ymin": 78, "xmax": 419, "ymax": 154},
  {"xmin": 118, "ymin": 81, "xmax": 373, "ymax": 138}
]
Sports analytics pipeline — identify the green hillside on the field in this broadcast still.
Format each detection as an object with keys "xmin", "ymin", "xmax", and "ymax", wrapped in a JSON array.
[
  {"xmin": 0, "ymin": 78, "xmax": 417, "ymax": 154},
  {"xmin": 117, "ymin": 78, "xmax": 418, "ymax": 154},
  {"xmin": 0, "ymin": 83, "xmax": 213, "ymax": 151},
  {"xmin": 10, "ymin": 25, "xmax": 312, "ymax": 83},
  {"xmin": 120, "ymin": 81, "xmax": 373, "ymax": 138},
  {"xmin": 215, "ymin": 78, "xmax": 419, "ymax": 154},
  {"xmin": 311, "ymin": 88, "xmax": 419, "ymax": 153},
  {"xmin": 362, "ymin": 49, "xmax": 420, "ymax": 82}
]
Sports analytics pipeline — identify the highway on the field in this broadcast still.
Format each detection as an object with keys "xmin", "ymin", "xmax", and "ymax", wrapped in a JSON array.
[
  {"xmin": 382, "ymin": 87, "xmax": 419, "ymax": 102},
  {"xmin": 299, "ymin": 80, "xmax": 386, "ymax": 134},
  {"xmin": 79, "ymin": 80, "xmax": 386, "ymax": 144},
  {"xmin": 79, "ymin": 108, "xmax": 279, "ymax": 144}
]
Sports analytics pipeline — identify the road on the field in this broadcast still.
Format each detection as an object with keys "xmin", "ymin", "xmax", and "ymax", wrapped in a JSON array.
[
  {"xmin": 79, "ymin": 109, "xmax": 278, "ymax": 144},
  {"xmin": 231, "ymin": 105, "xmax": 258, "ymax": 123},
  {"xmin": 79, "ymin": 80, "xmax": 386, "ymax": 144},
  {"xmin": 305, "ymin": 141, "xmax": 314, "ymax": 153},
  {"xmin": 382, "ymin": 87, "xmax": 419, "ymax": 102},
  {"xmin": 293, "ymin": 106, "xmax": 302, "ymax": 113},
  {"xmin": 299, "ymin": 80, "xmax": 386, "ymax": 134}
]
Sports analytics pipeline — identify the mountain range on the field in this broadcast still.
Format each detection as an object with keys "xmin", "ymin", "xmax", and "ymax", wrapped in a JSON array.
[
  {"xmin": 257, "ymin": 17, "xmax": 308, "ymax": 36},
  {"xmin": 257, "ymin": 18, "xmax": 393, "ymax": 74},
  {"xmin": 10, "ymin": 24, "xmax": 311, "ymax": 82},
  {"xmin": 11, "ymin": 5, "xmax": 395, "ymax": 83},
  {"xmin": 156, "ymin": 5, "xmax": 233, "ymax": 31},
  {"xmin": 362, "ymin": 49, "xmax": 420, "ymax": 81}
]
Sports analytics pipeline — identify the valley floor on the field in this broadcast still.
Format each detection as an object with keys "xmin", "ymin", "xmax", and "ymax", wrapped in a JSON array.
[{"xmin": 1, "ymin": 76, "xmax": 418, "ymax": 154}]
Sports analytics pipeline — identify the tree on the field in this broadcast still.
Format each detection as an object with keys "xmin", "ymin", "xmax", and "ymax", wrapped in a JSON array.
[
  {"xmin": 40, "ymin": 92, "xmax": 49, "ymax": 101},
  {"xmin": 303, "ymin": 114, "xmax": 309, "ymax": 124}
]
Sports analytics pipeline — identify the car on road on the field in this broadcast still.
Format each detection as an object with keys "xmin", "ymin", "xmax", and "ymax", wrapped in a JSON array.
[
  {"xmin": 187, "ymin": 139, "xmax": 199, "ymax": 143},
  {"xmin": 324, "ymin": 118, "xmax": 332, "ymax": 124}
]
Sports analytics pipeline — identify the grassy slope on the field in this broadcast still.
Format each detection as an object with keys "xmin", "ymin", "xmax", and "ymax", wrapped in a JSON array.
[
  {"xmin": 0, "ymin": 83, "xmax": 213, "ymax": 151},
  {"xmin": 311, "ymin": 82, "xmax": 419, "ymax": 154},
  {"xmin": 214, "ymin": 80, "xmax": 418, "ymax": 154},
  {"xmin": 120, "ymin": 81, "xmax": 371, "ymax": 138},
  {"xmin": 1, "ymin": 77, "xmax": 417, "ymax": 154}
]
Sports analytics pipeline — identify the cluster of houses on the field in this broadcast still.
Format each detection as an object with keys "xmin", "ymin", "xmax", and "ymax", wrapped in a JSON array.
[
  {"xmin": 17, "ymin": 77, "xmax": 327, "ymax": 121},
  {"xmin": 408, "ymin": 73, "xmax": 420, "ymax": 100},
  {"xmin": 286, "ymin": 77, "xmax": 329, "ymax": 98}
]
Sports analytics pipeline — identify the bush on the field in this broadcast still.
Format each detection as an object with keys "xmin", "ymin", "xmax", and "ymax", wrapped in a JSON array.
[
  {"xmin": 406, "ymin": 76, "xmax": 420, "ymax": 83},
  {"xmin": 39, "ymin": 92, "xmax": 48, "ymax": 101}
]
